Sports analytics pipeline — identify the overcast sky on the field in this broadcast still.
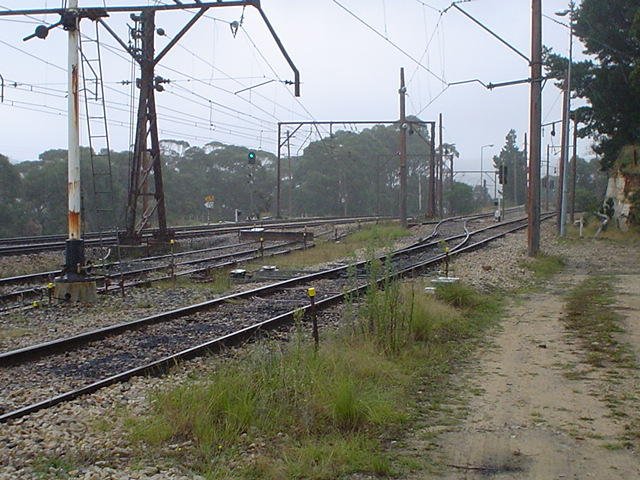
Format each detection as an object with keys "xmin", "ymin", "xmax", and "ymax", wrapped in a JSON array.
[{"xmin": 0, "ymin": 0, "xmax": 587, "ymax": 185}]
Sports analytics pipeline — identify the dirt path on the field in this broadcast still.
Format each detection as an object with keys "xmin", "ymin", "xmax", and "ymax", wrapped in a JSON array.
[{"xmin": 409, "ymin": 261, "xmax": 640, "ymax": 479}]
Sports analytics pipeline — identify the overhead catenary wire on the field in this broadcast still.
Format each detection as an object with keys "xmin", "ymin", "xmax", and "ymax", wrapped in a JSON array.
[{"xmin": 332, "ymin": 0, "xmax": 447, "ymax": 85}]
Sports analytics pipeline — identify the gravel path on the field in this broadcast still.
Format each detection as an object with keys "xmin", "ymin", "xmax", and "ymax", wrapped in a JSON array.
[{"xmin": 417, "ymin": 227, "xmax": 640, "ymax": 480}]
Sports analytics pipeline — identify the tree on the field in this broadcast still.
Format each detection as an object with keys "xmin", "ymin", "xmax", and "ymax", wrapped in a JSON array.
[
  {"xmin": 0, "ymin": 154, "xmax": 27, "ymax": 237},
  {"xmin": 544, "ymin": 0, "xmax": 640, "ymax": 170},
  {"xmin": 574, "ymin": 157, "xmax": 608, "ymax": 213},
  {"xmin": 444, "ymin": 181, "xmax": 475, "ymax": 215},
  {"xmin": 492, "ymin": 130, "xmax": 527, "ymax": 206},
  {"xmin": 291, "ymin": 122, "xmax": 437, "ymax": 218}
]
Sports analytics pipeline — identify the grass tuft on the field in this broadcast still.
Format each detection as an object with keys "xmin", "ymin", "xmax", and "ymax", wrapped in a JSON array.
[
  {"xmin": 520, "ymin": 253, "xmax": 565, "ymax": 280},
  {"xmin": 563, "ymin": 277, "xmax": 630, "ymax": 368},
  {"xmin": 125, "ymin": 279, "xmax": 501, "ymax": 479},
  {"xmin": 246, "ymin": 222, "xmax": 409, "ymax": 271}
]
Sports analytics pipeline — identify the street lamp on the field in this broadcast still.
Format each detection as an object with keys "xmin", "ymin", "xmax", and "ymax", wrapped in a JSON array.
[
  {"xmin": 480, "ymin": 144, "xmax": 494, "ymax": 189},
  {"xmin": 557, "ymin": 1, "xmax": 574, "ymax": 237}
]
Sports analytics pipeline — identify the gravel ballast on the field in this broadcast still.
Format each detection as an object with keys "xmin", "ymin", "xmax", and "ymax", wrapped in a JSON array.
[{"xmin": 2, "ymin": 217, "xmax": 621, "ymax": 479}]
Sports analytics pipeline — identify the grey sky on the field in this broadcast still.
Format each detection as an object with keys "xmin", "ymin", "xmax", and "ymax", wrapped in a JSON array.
[{"xmin": 0, "ymin": 0, "xmax": 586, "ymax": 186}]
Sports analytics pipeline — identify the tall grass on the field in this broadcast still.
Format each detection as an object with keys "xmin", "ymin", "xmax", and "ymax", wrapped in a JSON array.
[
  {"xmin": 246, "ymin": 222, "xmax": 409, "ymax": 271},
  {"xmin": 520, "ymin": 253, "xmax": 565, "ymax": 280},
  {"xmin": 126, "ymin": 279, "xmax": 500, "ymax": 479}
]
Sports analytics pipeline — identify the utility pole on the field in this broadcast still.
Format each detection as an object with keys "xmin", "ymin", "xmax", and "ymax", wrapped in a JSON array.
[
  {"xmin": 428, "ymin": 122, "xmax": 436, "ymax": 217},
  {"xmin": 545, "ymin": 143, "xmax": 550, "ymax": 211},
  {"xmin": 438, "ymin": 113, "xmax": 444, "ymax": 217},
  {"xmin": 557, "ymin": 78, "xmax": 569, "ymax": 233},
  {"xmin": 53, "ymin": 0, "xmax": 97, "ymax": 302},
  {"xmin": 276, "ymin": 123, "xmax": 282, "ymax": 218},
  {"xmin": 520, "ymin": 132, "xmax": 527, "ymax": 206},
  {"xmin": 276, "ymin": 119, "xmax": 436, "ymax": 221},
  {"xmin": 527, "ymin": 0, "xmax": 542, "ymax": 256},
  {"xmin": 570, "ymin": 114, "xmax": 578, "ymax": 222},
  {"xmin": 558, "ymin": 2, "xmax": 574, "ymax": 236},
  {"xmin": 2, "ymin": 1, "xmax": 299, "ymax": 241},
  {"xmin": 125, "ymin": 9, "xmax": 170, "ymax": 244},
  {"xmin": 399, "ymin": 68, "xmax": 408, "ymax": 228},
  {"xmin": 449, "ymin": 150, "xmax": 454, "ymax": 213},
  {"xmin": 287, "ymin": 130, "xmax": 292, "ymax": 217}
]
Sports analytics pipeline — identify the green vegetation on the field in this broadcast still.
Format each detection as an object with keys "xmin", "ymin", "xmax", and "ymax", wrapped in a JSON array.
[
  {"xmin": 443, "ymin": 182, "xmax": 477, "ymax": 215},
  {"xmin": 492, "ymin": 129, "xmax": 527, "ymax": 207},
  {"xmin": 125, "ymin": 279, "xmax": 501, "ymax": 479},
  {"xmin": 563, "ymin": 276, "xmax": 640, "ymax": 448},
  {"xmin": 32, "ymin": 455, "xmax": 77, "ymax": 479},
  {"xmin": 247, "ymin": 222, "xmax": 409, "ymax": 270},
  {"xmin": 520, "ymin": 254, "xmax": 565, "ymax": 280},
  {"xmin": 544, "ymin": 1, "xmax": 640, "ymax": 170},
  {"xmin": 564, "ymin": 277, "xmax": 633, "ymax": 369},
  {"xmin": 0, "ymin": 120, "xmax": 443, "ymax": 237}
]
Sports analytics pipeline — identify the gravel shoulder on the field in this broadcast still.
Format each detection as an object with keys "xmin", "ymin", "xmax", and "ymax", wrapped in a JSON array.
[
  {"xmin": 406, "ymin": 227, "xmax": 640, "ymax": 479},
  {"xmin": 4, "ymin": 219, "xmax": 637, "ymax": 480}
]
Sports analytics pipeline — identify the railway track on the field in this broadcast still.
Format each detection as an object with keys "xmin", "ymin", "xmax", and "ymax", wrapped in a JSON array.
[
  {"xmin": 0, "ymin": 213, "xmax": 547, "ymax": 423},
  {"xmin": 0, "ymin": 216, "xmax": 387, "ymax": 256},
  {"xmin": 0, "ymin": 238, "xmax": 311, "ymax": 310},
  {"xmin": 0, "ymin": 212, "xmax": 507, "ymax": 309}
]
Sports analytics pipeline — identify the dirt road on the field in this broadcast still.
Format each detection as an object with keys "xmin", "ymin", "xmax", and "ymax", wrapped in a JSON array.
[{"xmin": 411, "ymin": 238, "xmax": 640, "ymax": 479}]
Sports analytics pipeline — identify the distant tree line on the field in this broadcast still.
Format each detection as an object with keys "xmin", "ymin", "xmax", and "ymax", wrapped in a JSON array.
[
  {"xmin": 1, "ymin": 123, "xmax": 606, "ymax": 238},
  {"xmin": 1, "ymin": 122, "xmax": 474, "ymax": 237}
]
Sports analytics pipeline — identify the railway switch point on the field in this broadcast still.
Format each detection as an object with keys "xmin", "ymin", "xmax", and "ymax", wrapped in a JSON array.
[
  {"xmin": 431, "ymin": 276, "xmax": 460, "ymax": 285},
  {"xmin": 230, "ymin": 269, "xmax": 247, "ymax": 279}
]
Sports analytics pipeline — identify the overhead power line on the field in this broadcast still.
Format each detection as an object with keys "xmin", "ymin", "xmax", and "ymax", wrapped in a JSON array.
[{"xmin": 332, "ymin": 0, "xmax": 447, "ymax": 85}]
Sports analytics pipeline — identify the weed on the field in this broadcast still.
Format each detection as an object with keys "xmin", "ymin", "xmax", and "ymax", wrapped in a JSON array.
[
  {"xmin": 125, "ymin": 279, "xmax": 501, "ymax": 479},
  {"xmin": 32, "ymin": 455, "xmax": 76, "ymax": 479},
  {"xmin": 520, "ymin": 253, "xmax": 565, "ymax": 279},
  {"xmin": 564, "ymin": 276, "xmax": 640, "ymax": 449},
  {"xmin": 563, "ymin": 277, "xmax": 634, "ymax": 369},
  {"xmin": 246, "ymin": 222, "xmax": 409, "ymax": 271}
]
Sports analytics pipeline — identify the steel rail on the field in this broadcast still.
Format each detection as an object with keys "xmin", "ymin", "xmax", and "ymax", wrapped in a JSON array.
[
  {"xmin": 0, "ymin": 216, "xmax": 388, "ymax": 249},
  {"xmin": 0, "ymin": 214, "xmax": 548, "ymax": 424},
  {"xmin": 0, "ymin": 240, "xmax": 309, "ymax": 308},
  {"xmin": 0, "ymin": 240, "xmax": 260, "ymax": 288},
  {"xmin": 0, "ymin": 212, "xmax": 460, "ymax": 293},
  {"xmin": 0, "ymin": 215, "xmax": 522, "ymax": 367}
]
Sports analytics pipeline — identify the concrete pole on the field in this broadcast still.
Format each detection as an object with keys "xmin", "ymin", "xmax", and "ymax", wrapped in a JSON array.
[
  {"xmin": 276, "ymin": 123, "xmax": 281, "ymax": 218},
  {"xmin": 428, "ymin": 122, "xmax": 436, "ymax": 217},
  {"xmin": 399, "ymin": 68, "xmax": 408, "ymax": 228},
  {"xmin": 438, "ymin": 113, "xmax": 443, "ymax": 217},
  {"xmin": 521, "ymin": 132, "xmax": 527, "ymax": 206},
  {"xmin": 557, "ymin": 83, "xmax": 568, "ymax": 232},
  {"xmin": 287, "ymin": 130, "xmax": 292, "ymax": 217},
  {"xmin": 545, "ymin": 144, "xmax": 550, "ymax": 211},
  {"xmin": 570, "ymin": 116, "xmax": 578, "ymax": 222},
  {"xmin": 68, "ymin": 0, "xmax": 81, "ymax": 242},
  {"xmin": 527, "ymin": 0, "xmax": 542, "ymax": 256}
]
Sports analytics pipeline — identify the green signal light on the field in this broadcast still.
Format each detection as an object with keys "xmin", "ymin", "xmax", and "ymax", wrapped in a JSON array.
[{"xmin": 248, "ymin": 151, "xmax": 256, "ymax": 164}]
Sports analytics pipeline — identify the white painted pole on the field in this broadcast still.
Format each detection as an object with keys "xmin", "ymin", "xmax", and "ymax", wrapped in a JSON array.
[{"xmin": 67, "ymin": 0, "xmax": 81, "ymax": 240}]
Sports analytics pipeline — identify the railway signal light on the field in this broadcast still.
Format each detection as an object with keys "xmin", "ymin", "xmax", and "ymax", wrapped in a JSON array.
[
  {"xmin": 498, "ymin": 165, "xmax": 508, "ymax": 185},
  {"xmin": 248, "ymin": 151, "xmax": 256, "ymax": 164}
]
